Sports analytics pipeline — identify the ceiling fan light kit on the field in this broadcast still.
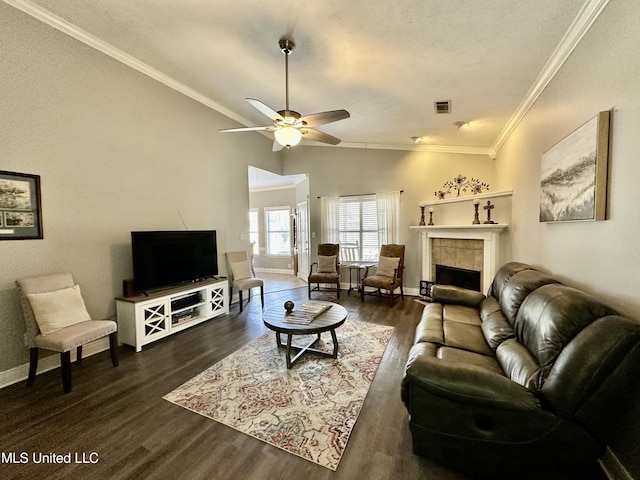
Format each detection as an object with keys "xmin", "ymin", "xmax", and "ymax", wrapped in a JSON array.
[
  {"xmin": 219, "ymin": 38, "xmax": 350, "ymax": 150},
  {"xmin": 274, "ymin": 126, "xmax": 302, "ymax": 147}
]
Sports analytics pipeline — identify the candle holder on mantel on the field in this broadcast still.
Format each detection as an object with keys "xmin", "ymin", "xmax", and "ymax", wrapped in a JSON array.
[
  {"xmin": 419, "ymin": 206, "xmax": 426, "ymax": 226},
  {"xmin": 472, "ymin": 199, "xmax": 481, "ymax": 224},
  {"xmin": 428, "ymin": 208, "xmax": 434, "ymax": 226}
]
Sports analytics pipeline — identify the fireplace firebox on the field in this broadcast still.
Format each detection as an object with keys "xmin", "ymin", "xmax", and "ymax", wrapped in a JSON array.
[{"xmin": 436, "ymin": 265, "xmax": 481, "ymax": 292}]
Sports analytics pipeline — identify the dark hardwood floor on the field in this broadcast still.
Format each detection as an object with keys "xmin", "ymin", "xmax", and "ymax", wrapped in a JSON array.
[{"xmin": 0, "ymin": 286, "xmax": 474, "ymax": 480}]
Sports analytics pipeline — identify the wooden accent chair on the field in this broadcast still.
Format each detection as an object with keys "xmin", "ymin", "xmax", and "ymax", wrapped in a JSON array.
[
  {"xmin": 225, "ymin": 251, "xmax": 264, "ymax": 313},
  {"xmin": 308, "ymin": 243, "xmax": 340, "ymax": 299},
  {"xmin": 16, "ymin": 273, "xmax": 119, "ymax": 394},
  {"xmin": 361, "ymin": 244, "xmax": 405, "ymax": 307}
]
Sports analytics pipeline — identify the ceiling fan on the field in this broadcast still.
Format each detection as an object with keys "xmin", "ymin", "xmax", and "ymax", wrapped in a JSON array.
[{"xmin": 219, "ymin": 38, "xmax": 350, "ymax": 151}]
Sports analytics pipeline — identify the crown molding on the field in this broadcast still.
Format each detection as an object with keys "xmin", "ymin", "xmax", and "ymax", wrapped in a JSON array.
[
  {"xmin": 491, "ymin": 0, "xmax": 610, "ymax": 153},
  {"xmin": 336, "ymin": 141, "xmax": 496, "ymax": 158}
]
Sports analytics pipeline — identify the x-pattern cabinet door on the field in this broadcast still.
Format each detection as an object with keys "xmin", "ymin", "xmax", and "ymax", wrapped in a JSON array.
[
  {"xmin": 138, "ymin": 300, "xmax": 170, "ymax": 343},
  {"xmin": 209, "ymin": 283, "xmax": 228, "ymax": 315}
]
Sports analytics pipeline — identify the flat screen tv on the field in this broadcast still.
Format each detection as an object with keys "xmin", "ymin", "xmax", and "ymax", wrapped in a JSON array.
[{"xmin": 131, "ymin": 230, "xmax": 218, "ymax": 292}]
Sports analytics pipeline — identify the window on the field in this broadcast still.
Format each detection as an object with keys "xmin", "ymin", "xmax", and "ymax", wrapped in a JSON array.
[
  {"xmin": 249, "ymin": 208, "xmax": 259, "ymax": 255},
  {"xmin": 265, "ymin": 206, "xmax": 291, "ymax": 255},
  {"xmin": 321, "ymin": 192, "xmax": 400, "ymax": 262},
  {"xmin": 338, "ymin": 195, "xmax": 379, "ymax": 262}
]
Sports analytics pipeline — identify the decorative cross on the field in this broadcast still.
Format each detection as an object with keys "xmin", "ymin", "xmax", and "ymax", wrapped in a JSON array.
[{"xmin": 483, "ymin": 201, "xmax": 495, "ymax": 224}]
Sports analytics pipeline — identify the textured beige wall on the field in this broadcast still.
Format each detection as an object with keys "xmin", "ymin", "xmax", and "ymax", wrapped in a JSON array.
[
  {"xmin": 0, "ymin": 5, "xmax": 279, "ymax": 372},
  {"xmin": 494, "ymin": 0, "xmax": 640, "ymax": 320},
  {"xmin": 282, "ymin": 147, "xmax": 498, "ymax": 291}
]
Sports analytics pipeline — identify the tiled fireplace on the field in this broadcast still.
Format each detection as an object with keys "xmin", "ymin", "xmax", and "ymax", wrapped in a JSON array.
[{"xmin": 412, "ymin": 225, "xmax": 507, "ymax": 294}]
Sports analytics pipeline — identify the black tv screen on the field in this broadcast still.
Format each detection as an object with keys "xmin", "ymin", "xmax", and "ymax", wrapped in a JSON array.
[{"xmin": 131, "ymin": 230, "xmax": 218, "ymax": 292}]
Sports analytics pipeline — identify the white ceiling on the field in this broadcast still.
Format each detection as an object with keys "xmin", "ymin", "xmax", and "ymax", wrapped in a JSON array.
[
  {"xmin": 9, "ymin": 0, "xmax": 607, "ymax": 156},
  {"xmin": 248, "ymin": 166, "xmax": 306, "ymax": 191}
]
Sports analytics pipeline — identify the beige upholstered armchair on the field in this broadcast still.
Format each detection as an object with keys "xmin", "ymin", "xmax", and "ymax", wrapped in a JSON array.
[
  {"xmin": 16, "ymin": 273, "xmax": 119, "ymax": 393},
  {"xmin": 225, "ymin": 251, "xmax": 264, "ymax": 312},
  {"xmin": 361, "ymin": 244, "xmax": 405, "ymax": 307},
  {"xmin": 308, "ymin": 243, "xmax": 340, "ymax": 299}
]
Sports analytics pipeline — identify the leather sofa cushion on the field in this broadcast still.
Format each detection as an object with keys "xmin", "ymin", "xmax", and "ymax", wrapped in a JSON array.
[
  {"xmin": 499, "ymin": 269, "xmax": 560, "ymax": 326},
  {"xmin": 496, "ymin": 338, "xmax": 540, "ymax": 389},
  {"xmin": 482, "ymin": 310, "xmax": 515, "ymax": 351},
  {"xmin": 444, "ymin": 321, "xmax": 493, "ymax": 356},
  {"xmin": 432, "ymin": 284, "xmax": 485, "ymax": 307},
  {"xmin": 443, "ymin": 304, "xmax": 481, "ymax": 326},
  {"xmin": 515, "ymin": 284, "xmax": 617, "ymax": 390},
  {"xmin": 487, "ymin": 262, "xmax": 533, "ymax": 299},
  {"xmin": 415, "ymin": 303, "xmax": 444, "ymax": 344},
  {"xmin": 542, "ymin": 315, "xmax": 640, "ymax": 425},
  {"xmin": 416, "ymin": 303, "xmax": 492, "ymax": 356},
  {"xmin": 437, "ymin": 346, "xmax": 504, "ymax": 376}
]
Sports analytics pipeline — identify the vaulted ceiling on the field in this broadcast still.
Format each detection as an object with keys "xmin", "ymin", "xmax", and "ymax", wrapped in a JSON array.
[{"xmin": 9, "ymin": 0, "xmax": 608, "ymax": 156}]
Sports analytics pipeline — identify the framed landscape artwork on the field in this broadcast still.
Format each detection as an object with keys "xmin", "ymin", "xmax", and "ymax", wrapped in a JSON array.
[
  {"xmin": 0, "ymin": 170, "xmax": 43, "ymax": 240},
  {"xmin": 539, "ymin": 110, "xmax": 611, "ymax": 222}
]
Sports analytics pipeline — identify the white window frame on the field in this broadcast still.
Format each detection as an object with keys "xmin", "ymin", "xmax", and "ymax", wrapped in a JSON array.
[{"xmin": 264, "ymin": 206, "xmax": 291, "ymax": 256}]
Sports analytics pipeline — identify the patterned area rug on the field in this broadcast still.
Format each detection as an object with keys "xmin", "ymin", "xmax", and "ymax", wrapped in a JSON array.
[{"xmin": 163, "ymin": 320, "xmax": 394, "ymax": 470}]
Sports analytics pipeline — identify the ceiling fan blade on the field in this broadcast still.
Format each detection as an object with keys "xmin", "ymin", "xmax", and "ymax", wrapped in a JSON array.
[
  {"xmin": 272, "ymin": 140, "xmax": 284, "ymax": 152},
  {"xmin": 246, "ymin": 98, "xmax": 284, "ymax": 122},
  {"xmin": 301, "ymin": 128, "xmax": 342, "ymax": 145},
  {"xmin": 300, "ymin": 109, "xmax": 350, "ymax": 128},
  {"xmin": 219, "ymin": 125, "xmax": 274, "ymax": 133}
]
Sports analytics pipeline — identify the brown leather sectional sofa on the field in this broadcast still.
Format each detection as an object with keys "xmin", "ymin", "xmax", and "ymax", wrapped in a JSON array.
[{"xmin": 401, "ymin": 262, "xmax": 640, "ymax": 479}]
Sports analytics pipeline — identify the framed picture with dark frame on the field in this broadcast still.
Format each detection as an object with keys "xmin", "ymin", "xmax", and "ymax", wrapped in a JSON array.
[
  {"xmin": 0, "ymin": 170, "xmax": 43, "ymax": 240},
  {"xmin": 539, "ymin": 110, "xmax": 611, "ymax": 222}
]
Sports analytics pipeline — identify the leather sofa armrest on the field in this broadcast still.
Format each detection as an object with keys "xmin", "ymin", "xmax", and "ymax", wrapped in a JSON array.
[
  {"xmin": 431, "ymin": 284, "xmax": 486, "ymax": 308},
  {"xmin": 402, "ymin": 346, "xmax": 540, "ymax": 411}
]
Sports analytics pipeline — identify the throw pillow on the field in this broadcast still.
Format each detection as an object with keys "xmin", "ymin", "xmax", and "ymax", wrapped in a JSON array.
[
  {"xmin": 230, "ymin": 260, "xmax": 253, "ymax": 280},
  {"xmin": 376, "ymin": 256, "xmax": 400, "ymax": 277},
  {"xmin": 27, "ymin": 284, "xmax": 91, "ymax": 336},
  {"xmin": 318, "ymin": 255, "xmax": 337, "ymax": 273}
]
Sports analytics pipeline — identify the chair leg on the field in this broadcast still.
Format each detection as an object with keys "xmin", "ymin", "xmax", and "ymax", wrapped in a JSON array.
[
  {"xmin": 337, "ymin": 281, "xmax": 340, "ymax": 299},
  {"xmin": 260, "ymin": 286, "xmax": 264, "ymax": 309},
  {"xmin": 239, "ymin": 290, "xmax": 243, "ymax": 313},
  {"xmin": 27, "ymin": 348, "xmax": 38, "ymax": 387},
  {"xmin": 390, "ymin": 289, "xmax": 395, "ymax": 307},
  {"xmin": 61, "ymin": 351, "xmax": 72, "ymax": 394},
  {"xmin": 76, "ymin": 345, "xmax": 82, "ymax": 364},
  {"xmin": 109, "ymin": 332, "xmax": 119, "ymax": 367},
  {"xmin": 361, "ymin": 285, "xmax": 365, "ymax": 302},
  {"xmin": 308, "ymin": 283, "xmax": 312, "ymax": 299}
]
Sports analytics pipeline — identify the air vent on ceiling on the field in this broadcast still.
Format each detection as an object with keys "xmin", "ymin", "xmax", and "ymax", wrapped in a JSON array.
[{"xmin": 434, "ymin": 100, "xmax": 451, "ymax": 114}]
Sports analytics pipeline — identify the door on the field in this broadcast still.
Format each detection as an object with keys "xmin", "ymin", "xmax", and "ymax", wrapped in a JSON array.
[{"xmin": 297, "ymin": 200, "xmax": 310, "ymax": 281}]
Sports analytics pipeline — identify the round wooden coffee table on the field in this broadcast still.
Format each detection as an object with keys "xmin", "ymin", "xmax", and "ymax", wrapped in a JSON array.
[{"xmin": 262, "ymin": 301, "xmax": 347, "ymax": 368}]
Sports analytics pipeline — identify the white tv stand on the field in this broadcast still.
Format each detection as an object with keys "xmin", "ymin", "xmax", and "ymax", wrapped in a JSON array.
[{"xmin": 116, "ymin": 278, "xmax": 228, "ymax": 352}]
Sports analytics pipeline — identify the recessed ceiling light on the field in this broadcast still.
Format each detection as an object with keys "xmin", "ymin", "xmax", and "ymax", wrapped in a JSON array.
[
  {"xmin": 454, "ymin": 121, "xmax": 470, "ymax": 130},
  {"xmin": 411, "ymin": 136, "xmax": 423, "ymax": 143}
]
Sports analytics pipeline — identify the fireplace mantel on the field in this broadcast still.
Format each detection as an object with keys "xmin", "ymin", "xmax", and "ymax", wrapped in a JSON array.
[{"xmin": 410, "ymin": 224, "xmax": 508, "ymax": 293}]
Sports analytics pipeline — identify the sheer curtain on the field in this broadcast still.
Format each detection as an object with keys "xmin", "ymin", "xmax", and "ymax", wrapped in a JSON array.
[
  {"xmin": 376, "ymin": 191, "xmax": 401, "ymax": 245},
  {"xmin": 320, "ymin": 196, "xmax": 340, "ymax": 243}
]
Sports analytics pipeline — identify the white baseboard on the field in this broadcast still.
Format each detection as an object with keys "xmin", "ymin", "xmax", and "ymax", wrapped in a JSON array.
[
  {"xmin": 0, "ymin": 337, "xmax": 109, "ymax": 390},
  {"xmin": 599, "ymin": 447, "xmax": 634, "ymax": 480}
]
